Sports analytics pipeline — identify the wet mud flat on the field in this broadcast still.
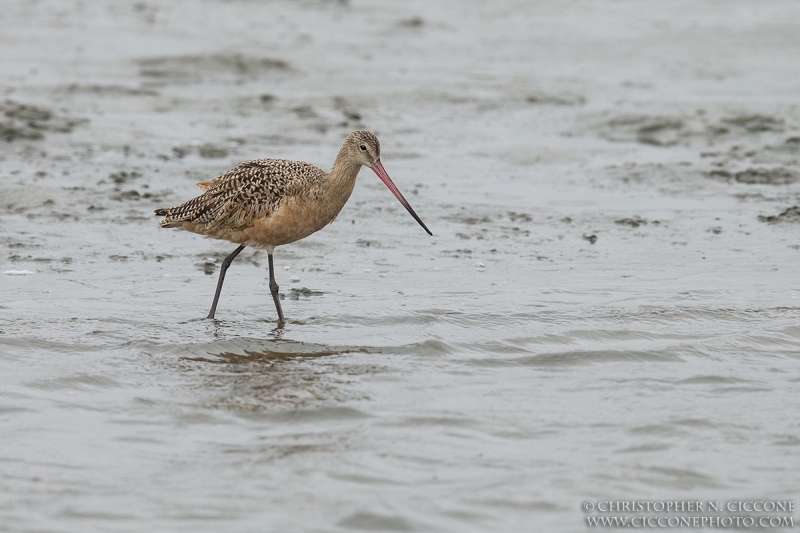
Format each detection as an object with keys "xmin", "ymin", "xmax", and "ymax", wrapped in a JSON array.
[{"xmin": 2, "ymin": 1, "xmax": 800, "ymax": 532}]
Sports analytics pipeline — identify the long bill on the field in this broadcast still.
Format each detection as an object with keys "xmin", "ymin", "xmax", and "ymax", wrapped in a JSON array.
[{"xmin": 370, "ymin": 159, "xmax": 433, "ymax": 236}]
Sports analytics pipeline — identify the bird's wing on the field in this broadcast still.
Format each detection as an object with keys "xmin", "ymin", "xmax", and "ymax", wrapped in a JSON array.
[
  {"xmin": 195, "ymin": 179, "xmax": 217, "ymax": 191},
  {"xmin": 158, "ymin": 159, "xmax": 322, "ymax": 230}
]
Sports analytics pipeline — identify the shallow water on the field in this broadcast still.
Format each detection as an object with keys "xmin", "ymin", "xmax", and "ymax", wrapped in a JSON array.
[{"xmin": 2, "ymin": 0, "xmax": 800, "ymax": 531}]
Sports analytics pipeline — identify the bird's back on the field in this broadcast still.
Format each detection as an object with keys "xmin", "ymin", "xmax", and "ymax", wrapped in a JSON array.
[{"xmin": 156, "ymin": 158, "xmax": 325, "ymax": 231}]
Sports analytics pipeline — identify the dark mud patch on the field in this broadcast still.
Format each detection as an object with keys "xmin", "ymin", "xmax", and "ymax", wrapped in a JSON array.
[
  {"xmin": 708, "ymin": 167, "xmax": 799, "ymax": 185},
  {"xmin": 705, "ymin": 138, "xmax": 800, "ymax": 167},
  {"xmin": 196, "ymin": 144, "xmax": 228, "ymax": 159},
  {"xmin": 605, "ymin": 162, "xmax": 695, "ymax": 188},
  {"xmin": 289, "ymin": 287, "xmax": 324, "ymax": 300},
  {"xmin": 764, "ymin": 137, "xmax": 800, "ymax": 157},
  {"xmin": 291, "ymin": 105, "xmax": 318, "ymax": 119},
  {"xmin": 194, "ymin": 250, "xmax": 265, "ymax": 268},
  {"xmin": 137, "ymin": 54, "xmax": 290, "ymax": 84},
  {"xmin": 197, "ymin": 261, "xmax": 217, "ymax": 275},
  {"xmin": 397, "ymin": 16, "xmax": 424, "ymax": 28},
  {"xmin": 63, "ymin": 84, "xmax": 159, "ymax": 97},
  {"xmin": 603, "ymin": 116, "xmax": 686, "ymax": 146},
  {"xmin": 172, "ymin": 142, "xmax": 237, "ymax": 159},
  {"xmin": 0, "ymin": 101, "xmax": 86, "ymax": 142},
  {"xmin": 110, "ymin": 189, "xmax": 168, "ymax": 202},
  {"xmin": 332, "ymin": 97, "xmax": 364, "ymax": 128},
  {"xmin": 721, "ymin": 114, "xmax": 784, "ymax": 133},
  {"xmin": 525, "ymin": 91, "xmax": 585, "ymax": 106},
  {"xmin": 734, "ymin": 167, "xmax": 798, "ymax": 185},
  {"xmin": 600, "ymin": 112, "xmax": 790, "ymax": 148},
  {"xmin": 442, "ymin": 212, "xmax": 492, "ymax": 225},
  {"xmin": 439, "ymin": 209, "xmax": 535, "ymax": 242},
  {"xmin": 6, "ymin": 254, "xmax": 60, "ymax": 264},
  {"xmin": 355, "ymin": 239, "xmax": 384, "ymax": 248},
  {"xmin": 758, "ymin": 206, "xmax": 800, "ymax": 224},
  {"xmin": 259, "ymin": 94, "xmax": 276, "ymax": 104},
  {"xmin": 615, "ymin": 216, "xmax": 649, "ymax": 228},
  {"xmin": 757, "ymin": 137, "xmax": 800, "ymax": 164},
  {"xmin": 507, "ymin": 211, "xmax": 533, "ymax": 223},
  {"xmin": 442, "ymin": 248, "xmax": 474, "ymax": 258},
  {"xmin": 106, "ymin": 171, "xmax": 143, "ymax": 185}
]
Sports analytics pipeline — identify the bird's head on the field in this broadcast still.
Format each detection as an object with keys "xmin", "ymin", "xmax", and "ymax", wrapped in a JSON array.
[
  {"xmin": 345, "ymin": 130, "xmax": 381, "ymax": 168},
  {"xmin": 340, "ymin": 130, "xmax": 431, "ymax": 236}
]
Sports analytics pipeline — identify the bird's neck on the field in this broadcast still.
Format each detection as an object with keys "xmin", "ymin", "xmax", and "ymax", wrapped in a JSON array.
[{"xmin": 327, "ymin": 148, "xmax": 362, "ymax": 192}]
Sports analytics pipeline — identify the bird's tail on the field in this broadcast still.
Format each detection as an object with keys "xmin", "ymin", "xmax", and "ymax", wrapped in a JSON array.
[
  {"xmin": 155, "ymin": 194, "xmax": 213, "ymax": 228},
  {"xmin": 154, "ymin": 207, "xmax": 183, "ymax": 228}
]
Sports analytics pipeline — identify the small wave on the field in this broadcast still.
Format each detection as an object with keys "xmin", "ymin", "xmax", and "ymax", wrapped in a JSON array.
[
  {"xmin": 142, "ymin": 337, "xmax": 356, "ymax": 363},
  {"xmin": 337, "ymin": 511, "xmax": 415, "ymax": 532},
  {"xmin": 24, "ymin": 373, "xmax": 121, "ymax": 391},
  {"xmin": 675, "ymin": 375, "xmax": 751, "ymax": 385},
  {"xmin": 0, "ymin": 337, "xmax": 107, "ymax": 357},
  {"xmin": 471, "ymin": 348, "xmax": 684, "ymax": 367},
  {"xmin": 641, "ymin": 466, "xmax": 721, "ymax": 490},
  {"xmin": 140, "ymin": 336, "xmax": 456, "ymax": 362},
  {"xmin": 236, "ymin": 406, "xmax": 371, "ymax": 424}
]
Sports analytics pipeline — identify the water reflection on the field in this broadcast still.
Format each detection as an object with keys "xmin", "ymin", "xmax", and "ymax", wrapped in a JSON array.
[{"xmin": 170, "ymin": 338, "xmax": 370, "ymax": 411}]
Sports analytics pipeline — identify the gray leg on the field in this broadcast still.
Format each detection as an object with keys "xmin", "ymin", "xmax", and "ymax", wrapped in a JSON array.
[
  {"xmin": 207, "ymin": 244, "xmax": 245, "ymax": 319},
  {"xmin": 268, "ymin": 252, "xmax": 285, "ymax": 327}
]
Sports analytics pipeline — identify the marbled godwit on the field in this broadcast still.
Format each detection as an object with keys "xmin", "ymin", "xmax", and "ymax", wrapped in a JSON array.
[{"xmin": 155, "ymin": 130, "xmax": 431, "ymax": 326}]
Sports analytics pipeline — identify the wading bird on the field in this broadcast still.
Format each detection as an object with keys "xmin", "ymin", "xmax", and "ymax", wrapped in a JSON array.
[{"xmin": 155, "ymin": 131, "xmax": 431, "ymax": 327}]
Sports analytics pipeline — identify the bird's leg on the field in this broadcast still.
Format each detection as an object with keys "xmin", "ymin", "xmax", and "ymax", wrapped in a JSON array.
[
  {"xmin": 268, "ymin": 252, "xmax": 285, "ymax": 327},
  {"xmin": 207, "ymin": 244, "xmax": 246, "ymax": 319}
]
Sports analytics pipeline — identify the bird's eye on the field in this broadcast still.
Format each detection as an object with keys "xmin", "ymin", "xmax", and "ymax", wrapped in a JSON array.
[{"xmin": 359, "ymin": 144, "xmax": 367, "ymax": 151}]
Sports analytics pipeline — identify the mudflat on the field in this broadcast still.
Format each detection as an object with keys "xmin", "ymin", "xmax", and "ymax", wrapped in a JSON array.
[{"xmin": 1, "ymin": 1, "xmax": 799, "ymax": 531}]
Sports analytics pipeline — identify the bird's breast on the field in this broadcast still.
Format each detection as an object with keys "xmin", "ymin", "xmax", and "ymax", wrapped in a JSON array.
[{"xmin": 253, "ymin": 189, "xmax": 350, "ymax": 246}]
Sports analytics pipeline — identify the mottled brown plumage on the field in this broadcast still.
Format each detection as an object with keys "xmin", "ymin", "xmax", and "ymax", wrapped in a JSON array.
[
  {"xmin": 155, "ymin": 130, "xmax": 431, "ymax": 326},
  {"xmin": 156, "ymin": 131, "xmax": 382, "ymax": 251},
  {"xmin": 160, "ymin": 159, "xmax": 317, "ymax": 228}
]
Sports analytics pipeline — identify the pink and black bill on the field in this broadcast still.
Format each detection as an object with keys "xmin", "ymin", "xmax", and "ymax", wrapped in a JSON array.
[{"xmin": 370, "ymin": 160, "xmax": 433, "ymax": 236}]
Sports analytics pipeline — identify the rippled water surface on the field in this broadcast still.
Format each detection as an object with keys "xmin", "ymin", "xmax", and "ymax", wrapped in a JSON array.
[{"xmin": 2, "ymin": 1, "xmax": 800, "ymax": 531}]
